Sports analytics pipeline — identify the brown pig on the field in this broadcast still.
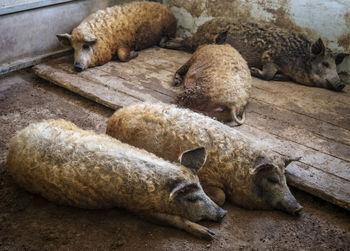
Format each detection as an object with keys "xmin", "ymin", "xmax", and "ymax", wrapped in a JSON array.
[
  {"xmin": 107, "ymin": 103, "xmax": 303, "ymax": 215},
  {"xmin": 57, "ymin": 1, "xmax": 176, "ymax": 72},
  {"xmin": 174, "ymin": 44, "xmax": 251, "ymax": 124},
  {"xmin": 7, "ymin": 119, "xmax": 227, "ymax": 240},
  {"xmin": 161, "ymin": 17, "xmax": 348, "ymax": 91}
]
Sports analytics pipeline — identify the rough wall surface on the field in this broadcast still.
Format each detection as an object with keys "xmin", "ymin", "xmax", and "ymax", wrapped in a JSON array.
[
  {"xmin": 163, "ymin": 0, "xmax": 350, "ymax": 53},
  {"xmin": 0, "ymin": 0, "xmax": 133, "ymax": 65}
]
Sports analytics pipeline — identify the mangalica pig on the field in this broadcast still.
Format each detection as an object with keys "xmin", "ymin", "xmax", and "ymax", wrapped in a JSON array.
[
  {"xmin": 57, "ymin": 1, "xmax": 176, "ymax": 71},
  {"xmin": 161, "ymin": 17, "xmax": 347, "ymax": 91},
  {"xmin": 7, "ymin": 119, "xmax": 226, "ymax": 240},
  {"xmin": 107, "ymin": 103, "xmax": 303, "ymax": 215},
  {"xmin": 174, "ymin": 44, "xmax": 251, "ymax": 124}
]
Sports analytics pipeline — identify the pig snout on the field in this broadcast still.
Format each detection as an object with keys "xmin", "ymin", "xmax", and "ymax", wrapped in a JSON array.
[
  {"xmin": 326, "ymin": 79, "xmax": 345, "ymax": 92},
  {"xmin": 334, "ymin": 81, "xmax": 345, "ymax": 92},
  {"xmin": 202, "ymin": 201, "xmax": 227, "ymax": 223},
  {"xmin": 74, "ymin": 63, "xmax": 84, "ymax": 72},
  {"xmin": 216, "ymin": 208, "xmax": 227, "ymax": 222},
  {"xmin": 277, "ymin": 192, "xmax": 303, "ymax": 216}
]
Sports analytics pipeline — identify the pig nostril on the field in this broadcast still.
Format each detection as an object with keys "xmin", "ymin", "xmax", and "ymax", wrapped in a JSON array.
[
  {"xmin": 335, "ymin": 83, "xmax": 345, "ymax": 91},
  {"xmin": 74, "ymin": 64, "xmax": 84, "ymax": 72},
  {"xmin": 293, "ymin": 205, "xmax": 303, "ymax": 215},
  {"xmin": 217, "ymin": 208, "xmax": 227, "ymax": 222}
]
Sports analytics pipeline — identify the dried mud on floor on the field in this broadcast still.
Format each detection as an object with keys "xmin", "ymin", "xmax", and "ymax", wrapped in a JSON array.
[{"xmin": 0, "ymin": 70, "xmax": 349, "ymax": 250}]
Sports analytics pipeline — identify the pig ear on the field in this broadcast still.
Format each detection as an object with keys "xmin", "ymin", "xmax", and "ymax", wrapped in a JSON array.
[
  {"xmin": 179, "ymin": 147, "xmax": 206, "ymax": 173},
  {"xmin": 56, "ymin": 33, "xmax": 72, "ymax": 46},
  {"xmin": 335, "ymin": 53, "xmax": 349, "ymax": 65},
  {"xmin": 83, "ymin": 33, "xmax": 97, "ymax": 44},
  {"xmin": 284, "ymin": 156, "xmax": 301, "ymax": 167},
  {"xmin": 311, "ymin": 38, "xmax": 325, "ymax": 56},
  {"xmin": 249, "ymin": 158, "xmax": 274, "ymax": 175}
]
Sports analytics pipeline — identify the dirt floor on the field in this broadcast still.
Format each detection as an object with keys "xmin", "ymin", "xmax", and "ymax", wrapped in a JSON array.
[{"xmin": 0, "ymin": 70, "xmax": 349, "ymax": 250}]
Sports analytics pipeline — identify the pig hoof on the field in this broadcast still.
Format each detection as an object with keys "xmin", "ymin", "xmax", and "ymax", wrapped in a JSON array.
[
  {"xmin": 205, "ymin": 229, "xmax": 216, "ymax": 240},
  {"xmin": 250, "ymin": 67, "xmax": 262, "ymax": 77},
  {"xmin": 173, "ymin": 73, "xmax": 183, "ymax": 86},
  {"xmin": 130, "ymin": 51, "xmax": 138, "ymax": 59}
]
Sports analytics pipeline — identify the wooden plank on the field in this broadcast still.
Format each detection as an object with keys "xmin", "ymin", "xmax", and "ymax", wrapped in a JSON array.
[
  {"xmin": 244, "ymin": 102, "xmax": 350, "ymax": 162},
  {"xmin": 247, "ymin": 99, "xmax": 350, "ymax": 146},
  {"xmin": 54, "ymin": 61, "xmax": 175, "ymax": 104},
  {"xmin": 250, "ymin": 81, "xmax": 350, "ymax": 130},
  {"xmin": 99, "ymin": 60, "xmax": 181, "ymax": 98},
  {"xmin": 32, "ymin": 47, "xmax": 350, "ymax": 210},
  {"xmin": 236, "ymin": 124, "xmax": 350, "ymax": 181},
  {"xmin": 286, "ymin": 162, "xmax": 350, "ymax": 211},
  {"xmin": 33, "ymin": 63, "xmax": 141, "ymax": 109},
  {"xmin": 0, "ymin": 48, "xmax": 72, "ymax": 76}
]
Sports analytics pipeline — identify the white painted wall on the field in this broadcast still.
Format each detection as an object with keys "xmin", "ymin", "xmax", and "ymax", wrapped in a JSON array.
[{"xmin": 164, "ymin": 0, "xmax": 350, "ymax": 53}]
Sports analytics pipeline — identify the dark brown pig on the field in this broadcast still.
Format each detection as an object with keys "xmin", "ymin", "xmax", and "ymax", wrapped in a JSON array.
[
  {"xmin": 161, "ymin": 17, "xmax": 347, "ymax": 91},
  {"xmin": 107, "ymin": 103, "xmax": 303, "ymax": 215}
]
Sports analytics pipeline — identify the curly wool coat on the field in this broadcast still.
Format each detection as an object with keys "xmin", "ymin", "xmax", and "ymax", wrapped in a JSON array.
[
  {"xmin": 175, "ymin": 44, "xmax": 251, "ymax": 122},
  {"xmin": 106, "ymin": 103, "xmax": 300, "ymax": 213},
  {"xmin": 60, "ymin": 1, "xmax": 177, "ymax": 67}
]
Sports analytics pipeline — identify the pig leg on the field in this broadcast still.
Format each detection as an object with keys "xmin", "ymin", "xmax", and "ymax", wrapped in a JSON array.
[
  {"xmin": 272, "ymin": 73, "xmax": 291, "ymax": 81},
  {"xmin": 117, "ymin": 47, "xmax": 138, "ymax": 62},
  {"xmin": 204, "ymin": 186, "xmax": 226, "ymax": 206},
  {"xmin": 148, "ymin": 212, "xmax": 216, "ymax": 240},
  {"xmin": 159, "ymin": 37, "xmax": 186, "ymax": 49},
  {"xmin": 250, "ymin": 63, "xmax": 279, "ymax": 81},
  {"xmin": 174, "ymin": 59, "xmax": 193, "ymax": 86}
]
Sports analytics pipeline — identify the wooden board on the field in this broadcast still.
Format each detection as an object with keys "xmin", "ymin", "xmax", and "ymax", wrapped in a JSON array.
[{"xmin": 33, "ymin": 47, "xmax": 350, "ymax": 210}]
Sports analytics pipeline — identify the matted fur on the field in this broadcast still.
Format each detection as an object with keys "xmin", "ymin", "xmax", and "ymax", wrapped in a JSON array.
[
  {"xmin": 107, "ymin": 103, "xmax": 302, "ymax": 214},
  {"xmin": 6, "ymin": 119, "xmax": 222, "ymax": 224},
  {"xmin": 62, "ymin": 1, "xmax": 176, "ymax": 67},
  {"xmin": 176, "ymin": 44, "xmax": 251, "ymax": 122},
  {"xmin": 164, "ymin": 17, "xmax": 346, "ymax": 91}
]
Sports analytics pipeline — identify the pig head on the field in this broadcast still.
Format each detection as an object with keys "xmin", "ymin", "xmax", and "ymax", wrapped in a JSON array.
[
  {"xmin": 229, "ymin": 156, "xmax": 303, "ymax": 215},
  {"xmin": 57, "ymin": 32, "xmax": 105, "ymax": 72},
  {"xmin": 305, "ymin": 39, "xmax": 346, "ymax": 91}
]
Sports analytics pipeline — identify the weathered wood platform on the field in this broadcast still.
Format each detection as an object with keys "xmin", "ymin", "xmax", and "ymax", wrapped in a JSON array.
[{"xmin": 33, "ymin": 47, "xmax": 350, "ymax": 210}]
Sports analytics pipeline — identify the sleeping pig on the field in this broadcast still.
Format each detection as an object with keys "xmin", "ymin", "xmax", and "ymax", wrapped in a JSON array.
[
  {"xmin": 174, "ymin": 44, "xmax": 251, "ymax": 124},
  {"xmin": 57, "ymin": 1, "xmax": 176, "ymax": 71},
  {"xmin": 7, "ymin": 119, "xmax": 226, "ymax": 239},
  {"xmin": 161, "ymin": 17, "xmax": 347, "ymax": 91},
  {"xmin": 107, "ymin": 103, "xmax": 303, "ymax": 215}
]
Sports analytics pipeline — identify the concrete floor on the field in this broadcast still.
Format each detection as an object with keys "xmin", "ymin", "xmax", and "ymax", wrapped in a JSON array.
[{"xmin": 0, "ymin": 70, "xmax": 349, "ymax": 250}]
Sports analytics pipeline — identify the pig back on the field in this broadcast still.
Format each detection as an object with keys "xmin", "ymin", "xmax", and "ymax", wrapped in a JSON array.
[
  {"xmin": 182, "ymin": 44, "xmax": 251, "ymax": 110},
  {"xmin": 107, "ymin": 103, "xmax": 257, "ymax": 188},
  {"xmin": 7, "ymin": 119, "xmax": 179, "ymax": 210}
]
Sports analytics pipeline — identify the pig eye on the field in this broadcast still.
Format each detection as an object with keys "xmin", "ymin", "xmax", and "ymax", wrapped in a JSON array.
[
  {"xmin": 82, "ymin": 44, "xmax": 90, "ymax": 50},
  {"xmin": 187, "ymin": 197, "xmax": 199, "ymax": 203},
  {"xmin": 322, "ymin": 62, "xmax": 329, "ymax": 68},
  {"xmin": 267, "ymin": 177, "xmax": 279, "ymax": 184}
]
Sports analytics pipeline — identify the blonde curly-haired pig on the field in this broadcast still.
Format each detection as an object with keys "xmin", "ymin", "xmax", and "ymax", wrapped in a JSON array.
[
  {"xmin": 57, "ymin": 1, "xmax": 177, "ymax": 71},
  {"xmin": 7, "ymin": 119, "xmax": 226, "ymax": 239},
  {"xmin": 107, "ymin": 103, "xmax": 303, "ymax": 215},
  {"xmin": 174, "ymin": 44, "xmax": 251, "ymax": 124}
]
